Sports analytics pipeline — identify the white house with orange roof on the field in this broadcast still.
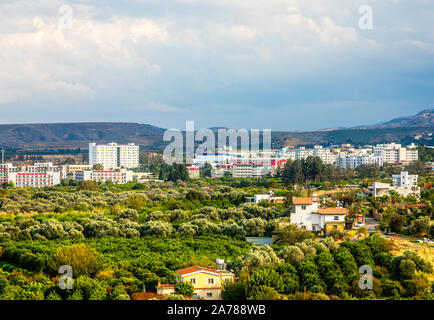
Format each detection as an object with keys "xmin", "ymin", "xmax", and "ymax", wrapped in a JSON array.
[{"xmin": 290, "ymin": 197, "xmax": 347, "ymax": 234}]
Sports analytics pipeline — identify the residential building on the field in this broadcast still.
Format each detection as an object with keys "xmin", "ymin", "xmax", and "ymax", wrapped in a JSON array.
[
  {"xmin": 290, "ymin": 197, "xmax": 347, "ymax": 234},
  {"xmin": 65, "ymin": 164, "xmax": 93, "ymax": 174},
  {"xmin": 0, "ymin": 163, "xmax": 61, "ymax": 188},
  {"xmin": 89, "ymin": 142, "xmax": 139, "ymax": 169},
  {"xmin": 155, "ymin": 260, "xmax": 235, "ymax": 300},
  {"xmin": 392, "ymin": 171, "xmax": 418, "ymax": 188},
  {"xmin": 187, "ymin": 166, "xmax": 200, "ymax": 179},
  {"xmin": 231, "ymin": 158, "xmax": 287, "ymax": 178},
  {"xmin": 245, "ymin": 191, "xmax": 286, "ymax": 203},
  {"xmin": 373, "ymin": 143, "xmax": 418, "ymax": 164},
  {"xmin": 74, "ymin": 169, "xmax": 133, "ymax": 184},
  {"xmin": 11, "ymin": 172, "xmax": 61, "ymax": 188},
  {"xmin": 370, "ymin": 171, "xmax": 420, "ymax": 198},
  {"xmin": 337, "ymin": 153, "xmax": 383, "ymax": 169}
]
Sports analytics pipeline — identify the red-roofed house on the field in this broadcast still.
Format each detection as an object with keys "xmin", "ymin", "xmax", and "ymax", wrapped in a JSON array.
[
  {"xmin": 290, "ymin": 197, "xmax": 348, "ymax": 234},
  {"xmin": 155, "ymin": 260, "xmax": 235, "ymax": 300}
]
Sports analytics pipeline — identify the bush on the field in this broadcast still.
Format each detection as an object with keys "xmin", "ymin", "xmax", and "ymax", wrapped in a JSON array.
[
  {"xmin": 51, "ymin": 244, "xmax": 102, "ymax": 276},
  {"xmin": 174, "ymin": 281, "xmax": 195, "ymax": 296},
  {"xmin": 278, "ymin": 246, "xmax": 304, "ymax": 265},
  {"xmin": 248, "ymin": 285, "xmax": 280, "ymax": 300},
  {"xmin": 221, "ymin": 280, "xmax": 247, "ymax": 300}
]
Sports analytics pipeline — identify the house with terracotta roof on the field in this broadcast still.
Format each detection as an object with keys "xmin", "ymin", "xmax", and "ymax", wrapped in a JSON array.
[
  {"xmin": 155, "ymin": 260, "xmax": 235, "ymax": 300},
  {"xmin": 290, "ymin": 197, "xmax": 348, "ymax": 234}
]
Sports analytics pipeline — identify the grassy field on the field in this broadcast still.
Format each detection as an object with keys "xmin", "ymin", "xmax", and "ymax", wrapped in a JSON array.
[{"xmin": 390, "ymin": 238, "xmax": 434, "ymax": 281}]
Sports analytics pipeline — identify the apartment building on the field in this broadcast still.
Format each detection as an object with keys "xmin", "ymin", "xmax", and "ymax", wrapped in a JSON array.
[
  {"xmin": 89, "ymin": 142, "xmax": 139, "ymax": 169},
  {"xmin": 337, "ymin": 154, "xmax": 384, "ymax": 169},
  {"xmin": 392, "ymin": 171, "xmax": 418, "ymax": 188},
  {"xmin": 231, "ymin": 158, "xmax": 287, "ymax": 178},
  {"xmin": 0, "ymin": 163, "xmax": 61, "ymax": 188},
  {"xmin": 11, "ymin": 172, "xmax": 61, "ymax": 188},
  {"xmin": 373, "ymin": 143, "xmax": 418, "ymax": 164},
  {"xmin": 74, "ymin": 169, "xmax": 133, "ymax": 184},
  {"xmin": 187, "ymin": 166, "xmax": 200, "ymax": 179},
  {"xmin": 370, "ymin": 171, "xmax": 420, "ymax": 198}
]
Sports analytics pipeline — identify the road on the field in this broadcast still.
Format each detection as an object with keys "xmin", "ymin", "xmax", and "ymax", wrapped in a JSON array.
[{"xmin": 365, "ymin": 217, "xmax": 379, "ymax": 232}]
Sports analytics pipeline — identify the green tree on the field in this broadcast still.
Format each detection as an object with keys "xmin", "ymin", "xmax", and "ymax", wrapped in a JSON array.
[{"xmin": 174, "ymin": 281, "xmax": 195, "ymax": 296}]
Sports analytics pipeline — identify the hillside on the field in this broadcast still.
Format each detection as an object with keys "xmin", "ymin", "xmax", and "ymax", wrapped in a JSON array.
[
  {"xmin": 0, "ymin": 123, "xmax": 165, "ymax": 149},
  {"xmin": 0, "ymin": 109, "xmax": 432, "ymax": 150},
  {"xmin": 356, "ymin": 108, "xmax": 434, "ymax": 129}
]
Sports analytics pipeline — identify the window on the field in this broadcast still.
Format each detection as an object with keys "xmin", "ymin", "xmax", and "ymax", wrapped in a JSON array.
[
  {"xmin": 301, "ymin": 205, "xmax": 306, "ymax": 210},
  {"xmin": 207, "ymin": 292, "xmax": 213, "ymax": 297},
  {"xmin": 333, "ymin": 225, "xmax": 338, "ymax": 229},
  {"xmin": 190, "ymin": 278, "xmax": 196, "ymax": 284},
  {"xmin": 334, "ymin": 216, "xmax": 339, "ymax": 221},
  {"xmin": 207, "ymin": 278, "xmax": 214, "ymax": 284}
]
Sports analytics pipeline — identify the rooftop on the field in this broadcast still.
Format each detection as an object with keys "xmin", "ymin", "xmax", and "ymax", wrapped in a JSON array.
[
  {"xmin": 317, "ymin": 208, "xmax": 348, "ymax": 215},
  {"xmin": 292, "ymin": 197, "xmax": 317, "ymax": 205},
  {"xmin": 176, "ymin": 266, "xmax": 220, "ymax": 276}
]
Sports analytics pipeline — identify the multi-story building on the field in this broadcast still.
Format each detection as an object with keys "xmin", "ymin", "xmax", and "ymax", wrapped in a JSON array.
[
  {"xmin": 373, "ymin": 143, "xmax": 418, "ymax": 164},
  {"xmin": 290, "ymin": 197, "xmax": 348, "ymax": 234},
  {"xmin": 0, "ymin": 163, "xmax": 62, "ymax": 188},
  {"xmin": 89, "ymin": 142, "xmax": 139, "ymax": 169},
  {"xmin": 187, "ymin": 166, "xmax": 200, "ymax": 179},
  {"xmin": 74, "ymin": 169, "xmax": 133, "ymax": 184},
  {"xmin": 337, "ymin": 154, "xmax": 384, "ymax": 169},
  {"xmin": 231, "ymin": 158, "xmax": 287, "ymax": 178},
  {"xmin": 370, "ymin": 171, "xmax": 420, "ymax": 198},
  {"xmin": 66, "ymin": 164, "xmax": 93, "ymax": 174},
  {"xmin": 392, "ymin": 171, "xmax": 418, "ymax": 188},
  {"xmin": 11, "ymin": 172, "xmax": 61, "ymax": 188}
]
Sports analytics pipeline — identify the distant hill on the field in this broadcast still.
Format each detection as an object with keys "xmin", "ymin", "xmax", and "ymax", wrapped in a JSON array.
[
  {"xmin": 356, "ymin": 108, "xmax": 434, "ymax": 129},
  {"xmin": 0, "ymin": 109, "xmax": 432, "ymax": 150},
  {"xmin": 0, "ymin": 123, "xmax": 165, "ymax": 150}
]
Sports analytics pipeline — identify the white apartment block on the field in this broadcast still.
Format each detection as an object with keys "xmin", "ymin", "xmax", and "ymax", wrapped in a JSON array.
[
  {"xmin": 89, "ymin": 142, "xmax": 139, "ymax": 169},
  {"xmin": 0, "ymin": 163, "xmax": 61, "ymax": 188},
  {"xmin": 392, "ymin": 171, "xmax": 418, "ymax": 188},
  {"xmin": 231, "ymin": 158, "xmax": 287, "ymax": 178},
  {"xmin": 74, "ymin": 169, "xmax": 133, "ymax": 184},
  {"xmin": 337, "ymin": 154, "xmax": 384, "ymax": 169},
  {"xmin": 371, "ymin": 171, "xmax": 420, "ymax": 198},
  {"xmin": 373, "ymin": 143, "xmax": 418, "ymax": 164}
]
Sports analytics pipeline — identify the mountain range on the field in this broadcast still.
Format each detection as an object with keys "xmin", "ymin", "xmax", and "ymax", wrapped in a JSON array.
[{"xmin": 0, "ymin": 109, "xmax": 432, "ymax": 150}]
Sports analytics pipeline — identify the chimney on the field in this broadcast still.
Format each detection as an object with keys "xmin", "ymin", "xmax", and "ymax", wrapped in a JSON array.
[{"xmin": 157, "ymin": 279, "xmax": 161, "ymax": 287}]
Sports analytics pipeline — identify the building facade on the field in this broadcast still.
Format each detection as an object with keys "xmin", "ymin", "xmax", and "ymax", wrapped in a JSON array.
[
  {"xmin": 373, "ymin": 143, "xmax": 418, "ymax": 164},
  {"xmin": 0, "ymin": 163, "xmax": 61, "ymax": 188},
  {"xmin": 74, "ymin": 169, "xmax": 133, "ymax": 184},
  {"xmin": 155, "ymin": 260, "xmax": 235, "ymax": 300},
  {"xmin": 290, "ymin": 197, "xmax": 347, "ymax": 233},
  {"xmin": 89, "ymin": 142, "xmax": 139, "ymax": 169},
  {"xmin": 337, "ymin": 154, "xmax": 384, "ymax": 169}
]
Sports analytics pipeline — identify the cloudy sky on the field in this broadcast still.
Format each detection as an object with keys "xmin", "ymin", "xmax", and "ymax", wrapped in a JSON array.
[{"xmin": 0, "ymin": 0, "xmax": 433, "ymax": 131}]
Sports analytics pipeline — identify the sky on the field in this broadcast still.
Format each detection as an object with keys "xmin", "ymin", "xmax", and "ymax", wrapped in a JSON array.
[{"xmin": 0, "ymin": 0, "xmax": 433, "ymax": 131}]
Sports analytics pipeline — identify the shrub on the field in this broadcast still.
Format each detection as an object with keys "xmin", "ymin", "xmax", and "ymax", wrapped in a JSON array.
[
  {"xmin": 278, "ymin": 246, "xmax": 304, "ymax": 265},
  {"xmin": 51, "ymin": 244, "xmax": 102, "ymax": 276},
  {"xmin": 174, "ymin": 281, "xmax": 195, "ymax": 296},
  {"xmin": 221, "ymin": 280, "xmax": 247, "ymax": 300}
]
